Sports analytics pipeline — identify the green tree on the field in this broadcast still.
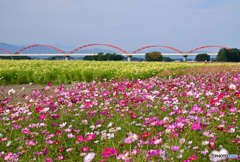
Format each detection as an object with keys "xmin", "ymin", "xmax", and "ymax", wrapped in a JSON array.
[
  {"xmin": 230, "ymin": 48, "xmax": 240, "ymax": 61},
  {"xmin": 216, "ymin": 49, "xmax": 228, "ymax": 62},
  {"xmin": 162, "ymin": 57, "xmax": 174, "ymax": 62},
  {"xmin": 145, "ymin": 51, "xmax": 162, "ymax": 61},
  {"xmin": 83, "ymin": 56, "xmax": 92, "ymax": 60},
  {"xmin": 83, "ymin": 52, "xmax": 124, "ymax": 61},
  {"xmin": 216, "ymin": 48, "xmax": 240, "ymax": 62},
  {"xmin": 195, "ymin": 54, "xmax": 210, "ymax": 62}
]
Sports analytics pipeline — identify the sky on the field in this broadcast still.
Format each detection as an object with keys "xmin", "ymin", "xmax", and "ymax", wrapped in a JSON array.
[{"xmin": 0, "ymin": 0, "xmax": 240, "ymax": 52}]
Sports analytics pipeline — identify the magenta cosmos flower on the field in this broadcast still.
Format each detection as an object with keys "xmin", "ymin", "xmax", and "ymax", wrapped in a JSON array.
[
  {"xmin": 101, "ymin": 148, "xmax": 118, "ymax": 158},
  {"xmin": 84, "ymin": 133, "xmax": 96, "ymax": 142},
  {"xmin": 38, "ymin": 114, "xmax": 46, "ymax": 121},
  {"xmin": 77, "ymin": 135, "xmax": 83, "ymax": 143},
  {"xmin": 191, "ymin": 121, "xmax": 204, "ymax": 131},
  {"xmin": 171, "ymin": 146, "xmax": 180, "ymax": 152},
  {"xmin": 45, "ymin": 158, "xmax": 52, "ymax": 162}
]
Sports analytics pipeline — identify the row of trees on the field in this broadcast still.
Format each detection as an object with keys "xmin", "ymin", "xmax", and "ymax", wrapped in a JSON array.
[
  {"xmin": 0, "ymin": 56, "xmax": 31, "ymax": 60},
  {"xmin": 194, "ymin": 48, "xmax": 240, "ymax": 62},
  {"xmin": 216, "ymin": 48, "xmax": 240, "ymax": 62},
  {"xmin": 144, "ymin": 48, "xmax": 240, "ymax": 62},
  {"xmin": 83, "ymin": 53, "xmax": 124, "ymax": 61},
  {"xmin": 145, "ymin": 51, "xmax": 174, "ymax": 62}
]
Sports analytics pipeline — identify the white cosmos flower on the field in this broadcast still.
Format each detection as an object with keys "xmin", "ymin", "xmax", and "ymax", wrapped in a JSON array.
[
  {"xmin": 202, "ymin": 141, "xmax": 209, "ymax": 145},
  {"xmin": 8, "ymin": 89, "xmax": 15, "ymax": 95},
  {"xmin": 228, "ymin": 128, "xmax": 235, "ymax": 133},
  {"xmin": 107, "ymin": 133, "xmax": 114, "ymax": 139},
  {"xmin": 90, "ymin": 125, "xmax": 95, "ymax": 130},
  {"xmin": 6, "ymin": 141, "xmax": 11, "ymax": 147},
  {"xmin": 83, "ymin": 152, "xmax": 95, "ymax": 162},
  {"xmin": 82, "ymin": 120, "xmax": 88, "ymax": 125},
  {"xmin": 179, "ymin": 138, "xmax": 185, "ymax": 144},
  {"xmin": 107, "ymin": 122, "xmax": 113, "ymax": 127},
  {"xmin": 165, "ymin": 129, "xmax": 171, "ymax": 133},
  {"xmin": 229, "ymin": 84, "xmax": 236, "ymax": 90},
  {"xmin": 60, "ymin": 122, "xmax": 67, "ymax": 128}
]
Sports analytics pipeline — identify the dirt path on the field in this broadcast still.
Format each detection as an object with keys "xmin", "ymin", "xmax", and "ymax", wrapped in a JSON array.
[{"xmin": 0, "ymin": 82, "xmax": 79, "ymax": 105}]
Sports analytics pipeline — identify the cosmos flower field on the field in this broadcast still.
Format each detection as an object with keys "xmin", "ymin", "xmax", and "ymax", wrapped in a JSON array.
[{"xmin": 0, "ymin": 62, "xmax": 240, "ymax": 161}]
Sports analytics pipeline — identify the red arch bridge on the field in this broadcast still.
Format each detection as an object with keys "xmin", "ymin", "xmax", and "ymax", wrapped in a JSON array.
[{"xmin": 0, "ymin": 44, "xmax": 231, "ymax": 61}]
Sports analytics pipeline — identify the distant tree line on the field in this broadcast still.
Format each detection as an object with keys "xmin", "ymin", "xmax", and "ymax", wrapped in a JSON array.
[
  {"xmin": 216, "ymin": 48, "xmax": 240, "ymax": 62},
  {"xmin": 145, "ymin": 51, "xmax": 174, "ymax": 62},
  {"xmin": 0, "ymin": 56, "xmax": 31, "ymax": 60},
  {"xmin": 195, "ymin": 54, "xmax": 210, "ymax": 61},
  {"xmin": 195, "ymin": 48, "xmax": 240, "ymax": 62},
  {"xmin": 83, "ymin": 53, "xmax": 124, "ymax": 61}
]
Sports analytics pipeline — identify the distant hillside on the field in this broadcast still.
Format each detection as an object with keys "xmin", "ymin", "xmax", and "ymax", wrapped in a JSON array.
[
  {"xmin": 0, "ymin": 43, "xmax": 116, "ymax": 54},
  {"xmin": 0, "ymin": 43, "xmax": 25, "ymax": 53}
]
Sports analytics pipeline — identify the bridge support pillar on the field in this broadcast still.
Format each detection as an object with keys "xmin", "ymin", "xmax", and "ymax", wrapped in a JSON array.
[
  {"xmin": 183, "ymin": 55, "xmax": 188, "ymax": 62},
  {"xmin": 65, "ymin": 56, "xmax": 70, "ymax": 61},
  {"xmin": 127, "ymin": 55, "xmax": 132, "ymax": 62}
]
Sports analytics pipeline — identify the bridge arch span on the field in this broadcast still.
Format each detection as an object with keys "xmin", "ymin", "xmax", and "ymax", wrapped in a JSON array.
[
  {"xmin": 14, "ymin": 44, "xmax": 66, "ymax": 54},
  {"xmin": 69, "ymin": 43, "xmax": 128, "ymax": 54},
  {"xmin": 0, "ymin": 48, "xmax": 12, "ymax": 54},
  {"xmin": 186, "ymin": 45, "xmax": 231, "ymax": 54},
  {"xmin": 131, "ymin": 45, "xmax": 183, "ymax": 54}
]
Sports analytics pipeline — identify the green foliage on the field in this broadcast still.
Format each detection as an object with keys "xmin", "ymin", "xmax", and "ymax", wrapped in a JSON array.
[
  {"xmin": 195, "ymin": 54, "xmax": 210, "ymax": 61},
  {"xmin": 83, "ymin": 53, "xmax": 124, "ymax": 61},
  {"xmin": 145, "ymin": 51, "xmax": 162, "ymax": 61},
  {"xmin": 162, "ymin": 57, "xmax": 174, "ymax": 62},
  {"xmin": 0, "ymin": 56, "xmax": 31, "ymax": 60},
  {"xmin": 216, "ymin": 48, "xmax": 240, "ymax": 62}
]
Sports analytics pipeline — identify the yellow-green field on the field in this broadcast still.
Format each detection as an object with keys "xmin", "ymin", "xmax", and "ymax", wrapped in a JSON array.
[{"xmin": 0, "ymin": 60, "xmax": 239, "ymax": 85}]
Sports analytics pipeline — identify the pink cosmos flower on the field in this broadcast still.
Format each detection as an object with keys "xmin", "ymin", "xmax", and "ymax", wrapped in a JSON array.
[
  {"xmin": 81, "ymin": 147, "xmax": 89, "ymax": 152},
  {"xmin": 191, "ymin": 121, "xmax": 204, "ymax": 131},
  {"xmin": 67, "ymin": 133, "xmax": 75, "ymax": 138},
  {"xmin": 77, "ymin": 135, "xmax": 83, "ymax": 142},
  {"xmin": 189, "ymin": 156, "xmax": 198, "ymax": 160},
  {"xmin": 48, "ymin": 82, "xmax": 52, "ymax": 86},
  {"xmin": 153, "ymin": 138, "xmax": 162, "ymax": 145},
  {"xmin": 57, "ymin": 155, "xmax": 63, "ymax": 160},
  {"xmin": 171, "ymin": 133, "xmax": 179, "ymax": 138},
  {"xmin": 4, "ymin": 155, "xmax": 11, "ymax": 161},
  {"xmin": 1, "ymin": 137, "xmax": 8, "ymax": 141},
  {"xmin": 35, "ymin": 107, "xmax": 43, "ymax": 113},
  {"xmin": 124, "ymin": 133, "xmax": 138, "ymax": 143},
  {"xmin": 171, "ymin": 146, "xmax": 180, "ymax": 152},
  {"xmin": 25, "ymin": 140, "xmax": 37, "ymax": 147},
  {"xmin": 44, "ymin": 149, "xmax": 48, "ymax": 156},
  {"xmin": 38, "ymin": 114, "xmax": 46, "ymax": 121},
  {"xmin": 66, "ymin": 148, "xmax": 73, "ymax": 152},
  {"xmin": 84, "ymin": 133, "xmax": 96, "ymax": 142},
  {"xmin": 101, "ymin": 148, "xmax": 118, "ymax": 158},
  {"xmin": 45, "ymin": 158, "xmax": 52, "ymax": 162},
  {"xmin": 58, "ymin": 147, "xmax": 63, "ymax": 153}
]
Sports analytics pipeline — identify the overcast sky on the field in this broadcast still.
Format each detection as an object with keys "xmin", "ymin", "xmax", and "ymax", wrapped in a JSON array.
[{"xmin": 0, "ymin": 0, "xmax": 239, "ymax": 52}]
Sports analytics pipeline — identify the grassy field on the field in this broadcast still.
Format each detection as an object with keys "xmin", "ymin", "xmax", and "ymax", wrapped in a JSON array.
[
  {"xmin": 0, "ymin": 62, "xmax": 240, "ymax": 161},
  {"xmin": 0, "ymin": 60, "xmax": 239, "ymax": 85}
]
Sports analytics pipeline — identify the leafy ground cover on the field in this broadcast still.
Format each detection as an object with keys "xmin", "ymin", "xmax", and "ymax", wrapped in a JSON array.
[
  {"xmin": 0, "ymin": 66, "xmax": 240, "ymax": 161},
  {"xmin": 0, "ymin": 60, "xmax": 239, "ymax": 85}
]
